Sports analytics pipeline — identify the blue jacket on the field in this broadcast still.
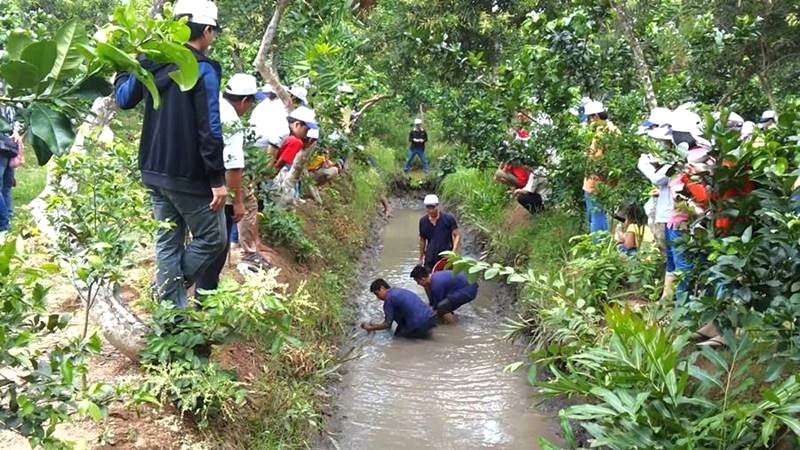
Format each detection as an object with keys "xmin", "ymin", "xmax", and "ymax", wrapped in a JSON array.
[{"xmin": 114, "ymin": 46, "xmax": 224, "ymax": 195}]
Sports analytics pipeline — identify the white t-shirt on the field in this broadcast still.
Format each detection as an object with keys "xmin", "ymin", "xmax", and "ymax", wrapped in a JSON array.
[
  {"xmin": 220, "ymin": 97, "xmax": 245, "ymax": 170},
  {"xmin": 249, "ymin": 98, "xmax": 288, "ymax": 148}
]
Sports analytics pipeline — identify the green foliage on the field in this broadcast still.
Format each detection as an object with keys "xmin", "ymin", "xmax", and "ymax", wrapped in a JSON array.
[
  {"xmin": 0, "ymin": 237, "xmax": 111, "ymax": 449},
  {"xmin": 0, "ymin": 1, "xmax": 199, "ymax": 164},
  {"xmin": 439, "ymin": 167, "xmax": 510, "ymax": 229},
  {"xmin": 259, "ymin": 202, "xmax": 319, "ymax": 263},
  {"xmin": 138, "ymin": 271, "xmax": 299, "ymax": 428}
]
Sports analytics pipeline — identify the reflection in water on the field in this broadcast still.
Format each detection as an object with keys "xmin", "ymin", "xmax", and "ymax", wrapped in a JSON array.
[{"xmin": 331, "ymin": 209, "xmax": 555, "ymax": 450}]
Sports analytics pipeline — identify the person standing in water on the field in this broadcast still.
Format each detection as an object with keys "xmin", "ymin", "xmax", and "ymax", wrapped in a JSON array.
[
  {"xmin": 361, "ymin": 279, "xmax": 437, "ymax": 338},
  {"xmin": 418, "ymin": 194, "xmax": 461, "ymax": 270},
  {"xmin": 410, "ymin": 265, "xmax": 478, "ymax": 323}
]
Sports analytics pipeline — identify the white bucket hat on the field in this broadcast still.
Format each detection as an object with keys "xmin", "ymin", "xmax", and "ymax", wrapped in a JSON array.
[{"xmin": 584, "ymin": 100, "xmax": 605, "ymax": 116}]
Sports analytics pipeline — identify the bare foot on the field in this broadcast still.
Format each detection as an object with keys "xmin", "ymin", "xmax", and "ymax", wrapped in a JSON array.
[{"xmin": 441, "ymin": 313, "xmax": 457, "ymax": 324}]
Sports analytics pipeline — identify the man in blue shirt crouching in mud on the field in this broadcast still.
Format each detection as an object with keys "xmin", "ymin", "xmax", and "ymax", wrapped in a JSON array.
[
  {"xmin": 361, "ymin": 279, "xmax": 437, "ymax": 338},
  {"xmin": 411, "ymin": 265, "xmax": 479, "ymax": 324}
]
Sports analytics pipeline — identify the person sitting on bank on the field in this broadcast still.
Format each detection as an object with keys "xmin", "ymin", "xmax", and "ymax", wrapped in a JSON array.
[
  {"xmin": 307, "ymin": 140, "xmax": 340, "ymax": 186},
  {"xmin": 419, "ymin": 194, "xmax": 461, "ymax": 270},
  {"xmin": 361, "ymin": 278, "xmax": 437, "ymax": 339},
  {"xmin": 493, "ymin": 160, "xmax": 529, "ymax": 190},
  {"xmin": 410, "ymin": 265, "xmax": 478, "ymax": 324},
  {"xmin": 513, "ymin": 168, "xmax": 549, "ymax": 214},
  {"xmin": 615, "ymin": 203, "xmax": 654, "ymax": 256}
]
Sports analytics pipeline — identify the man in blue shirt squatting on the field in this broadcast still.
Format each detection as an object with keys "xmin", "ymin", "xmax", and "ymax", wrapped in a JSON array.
[
  {"xmin": 114, "ymin": 0, "xmax": 227, "ymax": 308},
  {"xmin": 418, "ymin": 194, "xmax": 461, "ymax": 271},
  {"xmin": 361, "ymin": 279, "xmax": 437, "ymax": 339},
  {"xmin": 410, "ymin": 265, "xmax": 478, "ymax": 324}
]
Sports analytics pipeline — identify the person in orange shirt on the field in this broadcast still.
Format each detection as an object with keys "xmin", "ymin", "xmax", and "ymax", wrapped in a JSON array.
[{"xmin": 582, "ymin": 101, "xmax": 618, "ymax": 234}]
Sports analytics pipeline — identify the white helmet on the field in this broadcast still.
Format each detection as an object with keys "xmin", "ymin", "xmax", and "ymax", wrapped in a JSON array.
[
  {"xmin": 173, "ymin": 0, "xmax": 219, "ymax": 28},
  {"xmin": 584, "ymin": 100, "xmax": 605, "ymax": 116},
  {"xmin": 288, "ymin": 85, "xmax": 308, "ymax": 104},
  {"xmin": 288, "ymin": 106, "xmax": 319, "ymax": 129},
  {"xmin": 414, "ymin": 118, "xmax": 423, "ymax": 125},
  {"xmin": 225, "ymin": 73, "xmax": 257, "ymax": 96}
]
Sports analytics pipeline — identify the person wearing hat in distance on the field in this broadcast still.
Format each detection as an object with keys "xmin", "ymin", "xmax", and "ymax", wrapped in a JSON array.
[
  {"xmin": 361, "ymin": 279, "xmax": 437, "ymax": 339},
  {"xmin": 636, "ymin": 108, "xmax": 676, "ymax": 251},
  {"xmin": 114, "ymin": 0, "xmax": 227, "ymax": 307},
  {"xmin": 759, "ymin": 110, "xmax": 777, "ymax": 130},
  {"xmin": 403, "ymin": 118, "xmax": 429, "ymax": 174},
  {"xmin": 307, "ymin": 131, "xmax": 341, "ymax": 186},
  {"xmin": 195, "ymin": 73, "xmax": 262, "ymax": 292},
  {"xmin": 419, "ymin": 194, "xmax": 461, "ymax": 271},
  {"xmin": 582, "ymin": 100, "xmax": 618, "ymax": 235},
  {"xmin": 410, "ymin": 265, "xmax": 478, "ymax": 324}
]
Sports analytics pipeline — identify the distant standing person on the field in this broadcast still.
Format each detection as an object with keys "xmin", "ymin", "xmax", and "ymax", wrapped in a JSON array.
[
  {"xmin": 114, "ymin": 0, "xmax": 227, "ymax": 307},
  {"xmin": 361, "ymin": 278, "xmax": 437, "ymax": 338},
  {"xmin": 0, "ymin": 103, "xmax": 23, "ymax": 233},
  {"xmin": 419, "ymin": 194, "xmax": 461, "ymax": 270},
  {"xmin": 410, "ymin": 265, "xmax": 478, "ymax": 323},
  {"xmin": 582, "ymin": 100, "xmax": 618, "ymax": 234},
  {"xmin": 404, "ymin": 118, "xmax": 429, "ymax": 174}
]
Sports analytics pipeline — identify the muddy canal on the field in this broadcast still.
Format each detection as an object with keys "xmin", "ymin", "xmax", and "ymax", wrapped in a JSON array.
[{"xmin": 325, "ymin": 208, "xmax": 557, "ymax": 449}]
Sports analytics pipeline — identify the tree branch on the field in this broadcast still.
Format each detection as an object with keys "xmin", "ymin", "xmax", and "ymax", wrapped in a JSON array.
[
  {"xmin": 350, "ymin": 95, "xmax": 392, "ymax": 130},
  {"xmin": 613, "ymin": 0, "xmax": 658, "ymax": 109},
  {"xmin": 254, "ymin": 0, "xmax": 292, "ymax": 106}
]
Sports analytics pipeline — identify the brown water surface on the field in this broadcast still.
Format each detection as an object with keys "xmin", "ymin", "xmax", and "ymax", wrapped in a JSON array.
[{"xmin": 329, "ymin": 208, "xmax": 557, "ymax": 450}]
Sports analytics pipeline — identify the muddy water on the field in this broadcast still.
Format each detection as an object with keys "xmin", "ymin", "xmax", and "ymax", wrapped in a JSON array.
[{"xmin": 328, "ymin": 208, "xmax": 557, "ymax": 450}]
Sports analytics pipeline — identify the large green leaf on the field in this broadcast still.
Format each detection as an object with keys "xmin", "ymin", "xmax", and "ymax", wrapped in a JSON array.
[
  {"xmin": 74, "ymin": 76, "xmax": 113, "ymax": 100},
  {"xmin": 140, "ymin": 42, "xmax": 199, "ymax": 92},
  {"xmin": 28, "ymin": 133, "xmax": 53, "ymax": 166},
  {"xmin": 5, "ymin": 30, "xmax": 32, "ymax": 60},
  {"xmin": 0, "ymin": 61, "xmax": 41, "ymax": 89},
  {"xmin": 48, "ymin": 20, "xmax": 83, "ymax": 82},
  {"xmin": 20, "ymin": 41, "xmax": 58, "ymax": 83},
  {"xmin": 96, "ymin": 43, "xmax": 161, "ymax": 109},
  {"xmin": 29, "ymin": 105, "xmax": 75, "ymax": 164}
]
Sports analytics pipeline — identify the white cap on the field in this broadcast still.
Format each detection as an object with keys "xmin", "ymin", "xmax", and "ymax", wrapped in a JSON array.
[
  {"xmin": 414, "ymin": 118, "xmax": 423, "ymax": 125},
  {"xmin": 225, "ymin": 73, "xmax": 257, "ymax": 96},
  {"xmin": 173, "ymin": 0, "xmax": 219, "ymax": 28},
  {"xmin": 584, "ymin": 100, "xmax": 605, "ymax": 116},
  {"xmin": 288, "ymin": 106, "xmax": 319, "ymax": 129},
  {"xmin": 760, "ymin": 110, "xmax": 777, "ymax": 122},
  {"xmin": 288, "ymin": 85, "xmax": 308, "ymax": 104},
  {"xmin": 307, "ymin": 128, "xmax": 319, "ymax": 140},
  {"xmin": 671, "ymin": 110, "xmax": 702, "ymax": 134},
  {"xmin": 637, "ymin": 107, "xmax": 674, "ymax": 134},
  {"xmin": 337, "ymin": 83, "xmax": 354, "ymax": 94},
  {"xmin": 423, "ymin": 194, "xmax": 439, "ymax": 206},
  {"xmin": 712, "ymin": 111, "xmax": 744, "ymax": 128}
]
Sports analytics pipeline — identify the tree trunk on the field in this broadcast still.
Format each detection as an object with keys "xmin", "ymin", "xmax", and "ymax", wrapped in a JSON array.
[
  {"xmin": 614, "ymin": 1, "xmax": 658, "ymax": 109},
  {"xmin": 254, "ymin": 0, "xmax": 291, "ymax": 106}
]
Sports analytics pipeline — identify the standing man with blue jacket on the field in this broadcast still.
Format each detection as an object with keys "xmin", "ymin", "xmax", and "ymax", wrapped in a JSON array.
[{"xmin": 114, "ymin": 0, "xmax": 226, "ymax": 307}]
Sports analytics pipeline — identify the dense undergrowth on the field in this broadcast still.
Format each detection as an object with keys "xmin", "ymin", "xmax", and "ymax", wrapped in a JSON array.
[{"xmin": 441, "ymin": 154, "xmax": 800, "ymax": 448}]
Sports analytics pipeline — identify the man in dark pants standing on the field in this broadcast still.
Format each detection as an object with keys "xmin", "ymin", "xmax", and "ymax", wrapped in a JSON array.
[
  {"xmin": 403, "ymin": 118, "xmax": 429, "ymax": 174},
  {"xmin": 418, "ymin": 194, "xmax": 461, "ymax": 270},
  {"xmin": 114, "ymin": 0, "xmax": 227, "ymax": 307},
  {"xmin": 195, "ymin": 73, "xmax": 258, "ymax": 294}
]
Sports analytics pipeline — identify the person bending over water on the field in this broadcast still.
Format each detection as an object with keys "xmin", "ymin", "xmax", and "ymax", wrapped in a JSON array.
[
  {"xmin": 361, "ymin": 279, "xmax": 437, "ymax": 338},
  {"xmin": 411, "ymin": 265, "xmax": 478, "ymax": 324}
]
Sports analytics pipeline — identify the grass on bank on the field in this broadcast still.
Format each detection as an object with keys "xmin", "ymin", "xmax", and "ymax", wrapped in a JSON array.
[
  {"xmin": 9, "ymin": 145, "xmax": 47, "ymax": 234},
  {"xmin": 440, "ymin": 167, "xmax": 582, "ymax": 269}
]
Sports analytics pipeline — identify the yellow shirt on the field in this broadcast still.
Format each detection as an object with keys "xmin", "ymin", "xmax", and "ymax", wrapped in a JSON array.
[
  {"xmin": 626, "ymin": 223, "xmax": 654, "ymax": 247},
  {"xmin": 308, "ymin": 155, "xmax": 327, "ymax": 172}
]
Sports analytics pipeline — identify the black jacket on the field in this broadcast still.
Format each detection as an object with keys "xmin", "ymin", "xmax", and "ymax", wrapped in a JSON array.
[
  {"xmin": 409, "ymin": 128, "xmax": 428, "ymax": 150},
  {"xmin": 114, "ymin": 46, "xmax": 224, "ymax": 195}
]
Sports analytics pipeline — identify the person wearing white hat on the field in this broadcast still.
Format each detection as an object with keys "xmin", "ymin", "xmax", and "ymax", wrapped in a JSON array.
[
  {"xmin": 250, "ymin": 82, "xmax": 290, "ymax": 158},
  {"xmin": 196, "ymin": 74, "xmax": 269, "ymax": 289},
  {"xmin": 404, "ymin": 118, "xmax": 429, "ymax": 174},
  {"xmin": 288, "ymin": 85, "xmax": 309, "ymax": 107},
  {"xmin": 759, "ymin": 110, "xmax": 777, "ymax": 129},
  {"xmin": 637, "ymin": 107, "xmax": 673, "ymax": 135},
  {"xmin": 419, "ymin": 194, "xmax": 461, "ymax": 270},
  {"xmin": 582, "ymin": 100, "xmax": 618, "ymax": 235},
  {"xmin": 272, "ymin": 106, "xmax": 319, "ymax": 171},
  {"xmin": 114, "ymin": 0, "xmax": 227, "ymax": 307}
]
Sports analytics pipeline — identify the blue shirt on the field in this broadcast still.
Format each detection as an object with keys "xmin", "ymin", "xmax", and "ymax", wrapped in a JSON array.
[
  {"xmin": 419, "ymin": 212, "xmax": 458, "ymax": 267},
  {"xmin": 384, "ymin": 288, "xmax": 435, "ymax": 333},
  {"xmin": 429, "ymin": 270, "xmax": 478, "ymax": 307}
]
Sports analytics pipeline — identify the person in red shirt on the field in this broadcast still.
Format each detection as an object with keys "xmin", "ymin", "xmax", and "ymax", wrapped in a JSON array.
[
  {"xmin": 494, "ymin": 161, "xmax": 530, "ymax": 189},
  {"xmin": 272, "ymin": 106, "xmax": 318, "ymax": 170}
]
